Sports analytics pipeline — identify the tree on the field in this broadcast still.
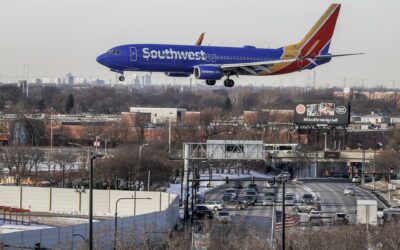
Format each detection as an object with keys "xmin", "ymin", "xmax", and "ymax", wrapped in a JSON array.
[
  {"xmin": 64, "ymin": 94, "xmax": 74, "ymax": 114},
  {"xmin": 223, "ymin": 97, "xmax": 232, "ymax": 112}
]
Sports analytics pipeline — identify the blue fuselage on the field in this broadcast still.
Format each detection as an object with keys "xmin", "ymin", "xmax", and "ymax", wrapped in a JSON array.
[{"xmin": 96, "ymin": 44, "xmax": 287, "ymax": 74}]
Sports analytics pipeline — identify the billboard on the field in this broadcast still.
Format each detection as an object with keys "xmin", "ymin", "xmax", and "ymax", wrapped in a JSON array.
[{"xmin": 294, "ymin": 101, "xmax": 350, "ymax": 125}]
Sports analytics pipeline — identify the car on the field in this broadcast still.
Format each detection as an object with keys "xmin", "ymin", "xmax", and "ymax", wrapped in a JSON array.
[
  {"xmin": 248, "ymin": 183, "xmax": 258, "ymax": 192},
  {"xmin": 233, "ymin": 180, "xmax": 243, "ymax": 189},
  {"xmin": 302, "ymin": 193, "xmax": 314, "ymax": 203},
  {"xmin": 245, "ymin": 190, "xmax": 257, "ymax": 197},
  {"xmin": 352, "ymin": 176, "xmax": 361, "ymax": 183},
  {"xmin": 203, "ymin": 200, "xmax": 225, "ymax": 211},
  {"xmin": 387, "ymin": 205, "xmax": 400, "ymax": 212},
  {"xmin": 277, "ymin": 171, "xmax": 290, "ymax": 181},
  {"xmin": 265, "ymin": 190, "xmax": 276, "ymax": 200},
  {"xmin": 308, "ymin": 210, "xmax": 323, "ymax": 218},
  {"xmin": 215, "ymin": 211, "xmax": 232, "ymax": 223},
  {"xmin": 343, "ymin": 187, "xmax": 355, "ymax": 196},
  {"xmin": 225, "ymin": 200, "xmax": 248, "ymax": 210},
  {"xmin": 262, "ymin": 197, "xmax": 274, "ymax": 206},
  {"xmin": 243, "ymin": 195, "xmax": 256, "ymax": 206},
  {"xmin": 224, "ymin": 188, "xmax": 237, "ymax": 199},
  {"xmin": 222, "ymin": 195, "xmax": 233, "ymax": 202},
  {"xmin": 294, "ymin": 202, "xmax": 317, "ymax": 213},
  {"xmin": 193, "ymin": 205, "xmax": 213, "ymax": 219},
  {"xmin": 334, "ymin": 213, "xmax": 349, "ymax": 225},
  {"xmin": 284, "ymin": 195, "xmax": 295, "ymax": 206}
]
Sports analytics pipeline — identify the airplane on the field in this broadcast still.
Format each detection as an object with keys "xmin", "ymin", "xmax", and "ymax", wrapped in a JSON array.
[{"xmin": 96, "ymin": 4, "xmax": 361, "ymax": 87}]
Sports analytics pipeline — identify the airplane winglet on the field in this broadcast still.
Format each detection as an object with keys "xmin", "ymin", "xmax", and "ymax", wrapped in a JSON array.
[{"xmin": 195, "ymin": 32, "xmax": 206, "ymax": 46}]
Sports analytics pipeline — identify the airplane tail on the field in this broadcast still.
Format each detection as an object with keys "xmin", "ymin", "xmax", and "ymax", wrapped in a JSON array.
[{"xmin": 283, "ymin": 4, "xmax": 341, "ymax": 59}]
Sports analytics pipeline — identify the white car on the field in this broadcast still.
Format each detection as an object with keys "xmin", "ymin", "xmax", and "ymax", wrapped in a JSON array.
[
  {"xmin": 308, "ymin": 210, "xmax": 323, "ymax": 218},
  {"xmin": 352, "ymin": 176, "xmax": 361, "ymax": 183},
  {"xmin": 262, "ymin": 197, "xmax": 274, "ymax": 206},
  {"xmin": 215, "ymin": 211, "xmax": 232, "ymax": 223},
  {"xmin": 284, "ymin": 196, "xmax": 295, "ymax": 206},
  {"xmin": 203, "ymin": 200, "xmax": 225, "ymax": 211},
  {"xmin": 343, "ymin": 187, "xmax": 355, "ymax": 196},
  {"xmin": 224, "ymin": 188, "xmax": 237, "ymax": 199}
]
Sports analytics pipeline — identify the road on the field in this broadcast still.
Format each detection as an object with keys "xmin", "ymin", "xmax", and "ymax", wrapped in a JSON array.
[{"xmin": 202, "ymin": 179, "xmax": 386, "ymax": 230}]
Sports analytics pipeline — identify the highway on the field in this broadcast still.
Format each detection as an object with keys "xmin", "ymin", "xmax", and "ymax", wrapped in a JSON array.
[{"xmin": 202, "ymin": 179, "xmax": 386, "ymax": 229}]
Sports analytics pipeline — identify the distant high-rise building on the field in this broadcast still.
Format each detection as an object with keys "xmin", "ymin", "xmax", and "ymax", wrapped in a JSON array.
[
  {"xmin": 93, "ymin": 79, "xmax": 105, "ymax": 85},
  {"xmin": 143, "ymin": 73, "xmax": 151, "ymax": 85},
  {"xmin": 66, "ymin": 73, "xmax": 74, "ymax": 84}
]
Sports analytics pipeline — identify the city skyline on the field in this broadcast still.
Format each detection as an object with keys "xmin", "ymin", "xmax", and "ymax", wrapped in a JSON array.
[{"xmin": 0, "ymin": 0, "xmax": 399, "ymax": 88}]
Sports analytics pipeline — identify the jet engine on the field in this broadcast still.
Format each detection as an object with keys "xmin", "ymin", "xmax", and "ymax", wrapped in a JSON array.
[{"xmin": 193, "ymin": 65, "xmax": 223, "ymax": 80}]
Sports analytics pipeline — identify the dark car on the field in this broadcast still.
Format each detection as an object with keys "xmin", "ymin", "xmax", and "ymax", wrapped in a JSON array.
[
  {"xmin": 233, "ymin": 180, "xmax": 243, "ymax": 189},
  {"xmin": 222, "ymin": 194, "xmax": 233, "ymax": 202},
  {"xmin": 193, "ymin": 205, "xmax": 213, "ymax": 219},
  {"xmin": 243, "ymin": 195, "xmax": 256, "ymax": 206},
  {"xmin": 302, "ymin": 193, "xmax": 314, "ymax": 203},
  {"xmin": 248, "ymin": 184, "xmax": 258, "ymax": 192}
]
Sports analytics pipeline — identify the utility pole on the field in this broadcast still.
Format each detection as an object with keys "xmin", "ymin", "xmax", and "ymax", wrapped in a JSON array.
[{"xmin": 281, "ymin": 178, "xmax": 286, "ymax": 250}]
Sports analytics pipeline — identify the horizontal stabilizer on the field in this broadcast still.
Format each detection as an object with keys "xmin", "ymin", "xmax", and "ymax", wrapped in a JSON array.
[{"xmin": 315, "ymin": 53, "xmax": 364, "ymax": 59}]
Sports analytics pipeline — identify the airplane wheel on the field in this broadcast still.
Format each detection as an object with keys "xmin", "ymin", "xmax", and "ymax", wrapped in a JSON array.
[
  {"xmin": 206, "ymin": 80, "xmax": 216, "ymax": 86},
  {"xmin": 225, "ymin": 79, "xmax": 234, "ymax": 87},
  {"xmin": 119, "ymin": 75, "xmax": 125, "ymax": 81}
]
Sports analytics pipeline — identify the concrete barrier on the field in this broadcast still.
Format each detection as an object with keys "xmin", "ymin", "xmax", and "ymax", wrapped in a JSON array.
[{"xmin": 0, "ymin": 186, "xmax": 176, "ymax": 216}]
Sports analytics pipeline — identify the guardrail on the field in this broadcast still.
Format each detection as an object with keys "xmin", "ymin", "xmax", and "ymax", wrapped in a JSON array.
[{"xmin": 0, "ymin": 205, "xmax": 31, "ymax": 225}]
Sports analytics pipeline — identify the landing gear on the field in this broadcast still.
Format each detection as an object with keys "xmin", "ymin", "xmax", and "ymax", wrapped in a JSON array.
[
  {"xmin": 118, "ymin": 75, "xmax": 125, "ymax": 81},
  {"xmin": 206, "ymin": 80, "xmax": 216, "ymax": 86},
  {"xmin": 223, "ymin": 78, "xmax": 234, "ymax": 87}
]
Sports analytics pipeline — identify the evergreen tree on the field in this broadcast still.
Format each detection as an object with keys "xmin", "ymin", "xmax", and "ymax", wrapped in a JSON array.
[
  {"xmin": 223, "ymin": 97, "xmax": 232, "ymax": 111},
  {"xmin": 65, "ymin": 94, "xmax": 74, "ymax": 114}
]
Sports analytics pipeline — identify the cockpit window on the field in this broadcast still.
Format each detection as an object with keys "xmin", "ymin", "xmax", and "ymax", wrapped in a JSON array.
[{"xmin": 107, "ymin": 49, "xmax": 121, "ymax": 55}]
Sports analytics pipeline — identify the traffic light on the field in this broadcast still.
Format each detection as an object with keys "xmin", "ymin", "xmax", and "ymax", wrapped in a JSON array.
[{"xmin": 225, "ymin": 176, "xmax": 229, "ymax": 184}]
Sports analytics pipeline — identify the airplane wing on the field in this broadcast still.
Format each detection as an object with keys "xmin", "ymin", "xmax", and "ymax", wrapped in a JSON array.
[{"xmin": 220, "ymin": 58, "xmax": 297, "ymax": 75}]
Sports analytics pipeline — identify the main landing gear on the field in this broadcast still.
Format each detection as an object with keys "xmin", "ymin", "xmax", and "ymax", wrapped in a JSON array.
[
  {"xmin": 206, "ymin": 80, "xmax": 216, "ymax": 86},
  {"xmin": 223, "ymin": 78, "xmax": 234, "ymax": 88},
  {"xmin": 118, "ymin": 75, "xmax": 125, "ymax": 81}
]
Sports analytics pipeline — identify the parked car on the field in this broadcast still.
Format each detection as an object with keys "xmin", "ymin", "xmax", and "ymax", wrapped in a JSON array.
[
  {"xmin": 224, "ymin": 188, "xmax": 237, "ymax": 199},
  {"xmin": 248, "ymin": 183, "xmax": 258, "ymax": 192},
  {"xmin": 343, "ymin": 187, "xmax": 355, "ymax": 196},
  {"xmin": 225, "ymin": 200, "xmax": 248, "ymax": 210},
  {"xmin": 203, "ymin": 200, "xmax": 225, "ymax": 211},
  {"xmin": 233, "ymin": 181, "xmax": 243, "ymax": 189},
  {"xmin": 302, "ymin": 193, "xmax": 314, "ymax": 203},
  {"xmin": 215, "ymin": 211, "xmax": 232, "ymax": 223},
  {"xmin": 352, "ymin": 176, "xmax": 361, "ymax": 183},
  {"xmin": 262, "ymin": 197, "xmax": 274, "ymax": 206},
  {"xmin": 193, "ymin": 205, "xmax": 213, "ymax": 219}
]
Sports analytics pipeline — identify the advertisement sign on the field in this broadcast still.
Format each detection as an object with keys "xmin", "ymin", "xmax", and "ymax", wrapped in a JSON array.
[{"xmin": 294, "ymin": 101, "xmax": 350, "ymax": 125}]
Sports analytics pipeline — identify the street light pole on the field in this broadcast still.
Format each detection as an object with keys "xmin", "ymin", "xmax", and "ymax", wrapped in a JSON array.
[
  {"xmin": 114, "ymin": 196, "xmax": 151, "ymax": 250},
  {"xmin": 69, "ymin": 143, "xmax": 103, "ymax": 250}
]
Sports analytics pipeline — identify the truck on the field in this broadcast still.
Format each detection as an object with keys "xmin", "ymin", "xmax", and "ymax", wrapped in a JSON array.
[{"xmin": 356, "ymin": 200, "xmax": 378, "ymax": 226}]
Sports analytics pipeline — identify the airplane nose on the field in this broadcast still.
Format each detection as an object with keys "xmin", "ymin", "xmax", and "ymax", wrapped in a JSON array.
[{"xmin": 96, "ymin": 54, "xmax": 108, "ymax": 66}]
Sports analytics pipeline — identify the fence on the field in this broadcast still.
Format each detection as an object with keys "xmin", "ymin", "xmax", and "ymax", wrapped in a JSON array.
[{"xmin": 0, "ymin": 196, "xmax": 179, "ymax": 249}]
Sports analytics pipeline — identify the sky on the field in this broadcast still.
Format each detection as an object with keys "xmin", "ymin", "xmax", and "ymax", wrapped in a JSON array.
[{"xmin": 0, "ymin": 0, "xmax": 399, "ymax": 88}]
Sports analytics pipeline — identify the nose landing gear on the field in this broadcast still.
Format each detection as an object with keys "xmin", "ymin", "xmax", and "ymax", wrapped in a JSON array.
[{"xmin": 118, "ymin": 75, "xmax": 125, "ymax": 81}]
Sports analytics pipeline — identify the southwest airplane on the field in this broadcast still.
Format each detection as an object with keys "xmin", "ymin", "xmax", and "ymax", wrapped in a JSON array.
[{"xmin": 96, "ymin": 4, "xmax": 360, "ymax": 87}]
